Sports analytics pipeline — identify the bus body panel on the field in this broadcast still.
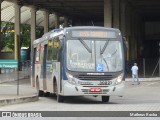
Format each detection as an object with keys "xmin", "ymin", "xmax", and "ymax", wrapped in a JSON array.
[
  {"xmin": 46, "ymin": 61, "xmax": 54, "ymax": 93},
  {"xmin": 35, "ymin": 63, "xmax": 43, "ymax": 90}
]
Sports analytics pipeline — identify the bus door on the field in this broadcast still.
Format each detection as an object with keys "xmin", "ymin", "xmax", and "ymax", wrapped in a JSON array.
[
  {"xmin": 40, "ymin": 44, "xmax": 47, "ymax": 90},
  {"xmin": 31, "ymin": 47, "xmax": 36, "ymax": 87},
  {"xmin": 53, "ymin": 37, "xmax": 63, "ymax": 93},
  {"xmin": 46, "ymin": 40, "xmax": 54, "ymax": 92}
]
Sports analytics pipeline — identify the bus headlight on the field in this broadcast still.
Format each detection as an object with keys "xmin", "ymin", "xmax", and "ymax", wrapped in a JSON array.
[
  {"xmin": 66, "ymin": 73, "xmax": 76, "ymax": 85},
  {"xmin": 115, "ymin": 74, "xmax": 123, "ymax": 85}
]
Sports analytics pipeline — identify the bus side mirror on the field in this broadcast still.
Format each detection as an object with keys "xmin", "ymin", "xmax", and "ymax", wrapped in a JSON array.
[{"xmin": 123, "ymin": 37, "xmax": 129, "ymax": 50}]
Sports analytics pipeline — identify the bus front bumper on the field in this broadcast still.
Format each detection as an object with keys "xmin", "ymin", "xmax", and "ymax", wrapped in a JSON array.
[{"xmin": 62, "ymin": 81, "xmax": 125, "ymax": 96}]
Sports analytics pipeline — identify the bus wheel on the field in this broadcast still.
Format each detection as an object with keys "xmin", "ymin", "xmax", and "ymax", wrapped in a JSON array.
[
  {"xmin": 55, "ymin": 82, "xmax": 64, "ymax": 102},
  {"xmin": 36, "ymin": 77, "xmax": 44, "ymax": 97},
  {"xmin": 44, "ymin": 92, "xmax": 50, "ymax": 97},
  {"xmin": 38, "ymin": 90, "xmax": 44, "ymax": 97},
  {"xmin": 57, "ymin": 95, "xmax": 64, "ymax": 102},
  {"xmin": 102, "ymin": 96, "xmax": 110, "ymax": 102}
]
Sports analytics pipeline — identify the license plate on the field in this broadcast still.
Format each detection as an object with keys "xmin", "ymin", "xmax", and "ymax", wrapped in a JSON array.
[{"xmin": 90, "ymin": 88, "xmax": 101, "ymax": 92}]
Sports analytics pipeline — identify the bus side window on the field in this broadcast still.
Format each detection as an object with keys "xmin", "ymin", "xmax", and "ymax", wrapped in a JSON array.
[
  {"xmin": 57, "ymin": 39, "xmax": 63, "ymax": 61},
  {"xmin": 53, "ymin": 38, "xmax": 59, "ymax": 61},
  {"xmin": 40, "ymin": 44, "xmax": 44, "ymax": 64},
  {"xmin": 36, "ymin": 45, "xmax": 40, "ymax": 62},
  {"xmin": 47, "ymin": 40, "xmax": 53, "ymax": 61},
  {"xmin": 52, "ymin": 36, "xmax": 63, "ymax": 61}
]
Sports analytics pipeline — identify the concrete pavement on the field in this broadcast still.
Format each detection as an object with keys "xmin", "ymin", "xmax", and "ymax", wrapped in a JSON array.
[
  {"xmin": 0, "ymin": 70, "xmax": 30, "ymax": 83},
  {"xmin": 0, "ymin": 71, "xmax": 159, "ymax": 106},
  {"xmin": 0, "ymin": 71, "xmax": 38, "ymax": 106},
  {"xmin": 126, "ymin": 77, "xmax": 160, "ymax": 81}
]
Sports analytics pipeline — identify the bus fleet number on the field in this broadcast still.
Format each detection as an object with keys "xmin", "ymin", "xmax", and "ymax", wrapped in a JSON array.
[{"xmin": 98, "ymin": 81, "xmax": 112, "ymax": 85}]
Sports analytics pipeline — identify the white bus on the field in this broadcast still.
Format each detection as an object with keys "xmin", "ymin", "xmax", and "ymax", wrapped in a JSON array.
[{"xmin": 31, "ymin": 26, "xmax": 126, "ymax": 102}]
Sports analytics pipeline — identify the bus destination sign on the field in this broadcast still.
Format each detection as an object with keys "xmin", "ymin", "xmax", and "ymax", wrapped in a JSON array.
[{"xmin": 72, "ymin": 30, "xmax": 117, "ymax": 38}]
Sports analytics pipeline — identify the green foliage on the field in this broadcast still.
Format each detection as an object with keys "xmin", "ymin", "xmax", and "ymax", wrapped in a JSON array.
[
  {"xmin": 1, "ymin": 22, "xmax": 14, "ymax": 51},
  {"xmin": 36, "ymin": 26, "xmax": 44, "ymax": 39},
  {"xmin": 1, "ymin": 21, "xmax": 44, "ymax": 52},
  {"xmin": 20, "ymin": 24, "xmax": 31, "ymax": 47}
]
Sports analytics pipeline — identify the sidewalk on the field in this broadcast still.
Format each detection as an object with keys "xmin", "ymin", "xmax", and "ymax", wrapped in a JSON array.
[
  {"xmin": 0, "ymin": 71, "xmax": 38, "ymax": 106},
  {"xmin": 126, "ymin": 77, "xmax": 160, "ymax": 81},
  {"xmin": 0, "ymin": 70, "xmax": 30, "ymax": 83}
]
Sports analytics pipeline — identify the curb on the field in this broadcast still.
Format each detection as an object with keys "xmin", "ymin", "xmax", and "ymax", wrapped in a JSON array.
[
  {"xmin": 126, "ymin": 77, "xmax": 160, "ymax": 82},
  {"xmin": 0, "ymin": 95, "xmax": 38, "ymax": 106}
]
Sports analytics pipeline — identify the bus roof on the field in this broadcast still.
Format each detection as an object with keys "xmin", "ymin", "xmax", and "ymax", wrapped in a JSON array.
[
  {"xmin": 33, "ymin": 29, "xmax": 63, "ymax": 45},
  {"xmin": 33, "ymin": 26, "xmax": 121, "ymax": 46},
  {"xmin": 64, "ymin": 26, "xmax": 120, "ymax": 32}
]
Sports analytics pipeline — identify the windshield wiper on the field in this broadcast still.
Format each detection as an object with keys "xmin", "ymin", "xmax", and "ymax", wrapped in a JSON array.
[
  {"xmin": 101, "ymin": 54, "xmax": 109, "ymax": 71},
  {"xmin": 100, "ymin": 41, "xmax": 109, "ymax": 55},
  {"xmin": 78, "ymin": 38, "xmax": 92, "ymax": 53},
  {"xmin": 111, "ymin": 49, "xmax": 117, "ymax": 56}
]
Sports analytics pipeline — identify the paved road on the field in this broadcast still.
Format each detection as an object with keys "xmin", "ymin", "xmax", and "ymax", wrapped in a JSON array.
[
  {"xmin": 0, "ymin": 81, "xmax": 160, "ymax": 112},
  {"xmin": 0, "ymin": 81, "xmax": 160, "ymax": 120}
]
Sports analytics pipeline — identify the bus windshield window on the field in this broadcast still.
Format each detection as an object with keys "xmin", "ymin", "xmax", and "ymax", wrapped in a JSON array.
[
  {"xmin": 67, "ymin": 40, "xmax": 95, "ymax": 71},
  {"xmin": 67, "ymin": 39, "xmax": 123, "ymax": 72},
  {"xmin": 96, "ymin": 40, "xmax": 123, "ymax": 72}
]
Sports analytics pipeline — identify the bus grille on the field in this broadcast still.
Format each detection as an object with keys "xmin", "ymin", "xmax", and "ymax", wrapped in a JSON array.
[{"xmin": 78, "ymin": 75, "xmax": 113, "ymax": 81}]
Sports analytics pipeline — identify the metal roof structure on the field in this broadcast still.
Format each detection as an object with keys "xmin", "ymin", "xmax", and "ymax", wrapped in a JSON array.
[
  {"xmin": 22, "ymin": 0, "xmax": 160, "ymax": 21},
  {"xmin": 1, "ymin": 1, "xmax": 62, "ymax": 28},
  {"xmin": 2, "ymin": 0, "xmax": 160, "ymax": 26}
]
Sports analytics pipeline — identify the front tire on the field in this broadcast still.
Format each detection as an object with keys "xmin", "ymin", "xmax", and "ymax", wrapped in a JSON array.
[
  {"xmin": 36, "ymin": 77, "xmax": 44, "ymax": 97},
  {"xmin": 55, "ymin": 81, "xmax": 64, "ymax": 102},
  {"xmin": 57, "ymin": 95, "xmax": 64, "ymax": 102},
  {"xmin": 44, "ymin": 92, "xmax": 50, "ymax": 97},
  {"xmin": 102, "ymin": 96, "xmax": 110, "ymax": 102}
]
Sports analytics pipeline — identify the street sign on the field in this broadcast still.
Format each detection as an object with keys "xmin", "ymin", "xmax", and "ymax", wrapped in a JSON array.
[{"xmin": 0, "ymin": 60, "xmax": 18, "ymax": 68}]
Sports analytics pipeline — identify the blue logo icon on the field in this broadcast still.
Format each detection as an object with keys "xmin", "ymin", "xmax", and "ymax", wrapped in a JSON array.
[{"xmin": 96, "ymin": 64, "xmax": 104, "ymax": 72}]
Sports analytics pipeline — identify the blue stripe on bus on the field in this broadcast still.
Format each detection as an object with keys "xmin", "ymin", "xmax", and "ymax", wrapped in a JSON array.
[{"xmin": 62, "ymin": 37, "xmax": 68, "ymax": 80}]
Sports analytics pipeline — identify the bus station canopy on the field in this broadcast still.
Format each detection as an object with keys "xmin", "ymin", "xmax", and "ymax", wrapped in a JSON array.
[{"xmin": 1, "ymin": 1, "xmax": 62, "ymax": 28}]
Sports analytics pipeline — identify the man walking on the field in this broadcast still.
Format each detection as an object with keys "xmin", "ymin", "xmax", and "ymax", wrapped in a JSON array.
[{"xmin": 131, "ymin": 63, "xmax": 140, "ymax": 85}]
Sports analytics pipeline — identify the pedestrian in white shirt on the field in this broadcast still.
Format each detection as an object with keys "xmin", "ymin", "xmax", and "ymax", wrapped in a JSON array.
[{"xmin": 131, "ymin": 63, "xmax": 140, "ymax": 85}]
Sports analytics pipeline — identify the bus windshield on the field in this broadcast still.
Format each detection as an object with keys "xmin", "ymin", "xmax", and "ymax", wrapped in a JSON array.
[{"xmin": 67, "ymin": 39, "xmax": 123, "ymax": 72}]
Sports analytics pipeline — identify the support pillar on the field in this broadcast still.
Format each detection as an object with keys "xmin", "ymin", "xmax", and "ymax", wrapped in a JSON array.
[
  {"xmin": 14, "ymin": 1, "xmax": 21, "ymax": 60},
  {"xmin": 135, "ymin": 14, "xmax": 139, "ymax": 60},
  {"xmin": 104, "ymin": 0, "xmax": 112, "ymax": 27},
  {"xmin": 0, "ymin": 0, "xmax": 2, "ymax": 53},
  {"xmin": 64, "ymin": 16, "xmax": 68, "ymax": 27},
  {"xmin": 126, "ymin": 4, "xmax": 132, "ymax": 61},
  {"xmin": 54, "ymin": 13, "xmax": 59, "ymax": 29},
  {"xmin": 43, "ymin": 10, "xmax": 49, "ymax": 33},
  {"xmin": 130, "ymin": 10, "xmax": 136, "ymax": 60},
  {"xmin": 30, "ymin": 6, "xmax": 36, "ymax": 54},
  {"xmin": 113, "ymin": 0, "xmax": 120, "ymax": 28},
  {"xmin": 120, "ymin": 0, "xmax": 126, "ymax": 37},
  {"xmin": 159, "ymin": 42, "xmax": 160, "ymax": 76},
  {"xmin": 0, "ymin": 0, "xmax": 2, "ymax": 74}
]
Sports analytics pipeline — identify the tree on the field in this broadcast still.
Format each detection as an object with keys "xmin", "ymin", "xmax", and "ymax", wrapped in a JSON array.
[
  {"xmin": 1, "ymin": 22, "xmax": 44, "ymax": 51},
  {"xmin": 20, "ymin": 24, "xmax": 31, "ymax": 47},
  {"xmin": 1, "ymin": 22, "xmax": 14, "ymax": 51}
]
